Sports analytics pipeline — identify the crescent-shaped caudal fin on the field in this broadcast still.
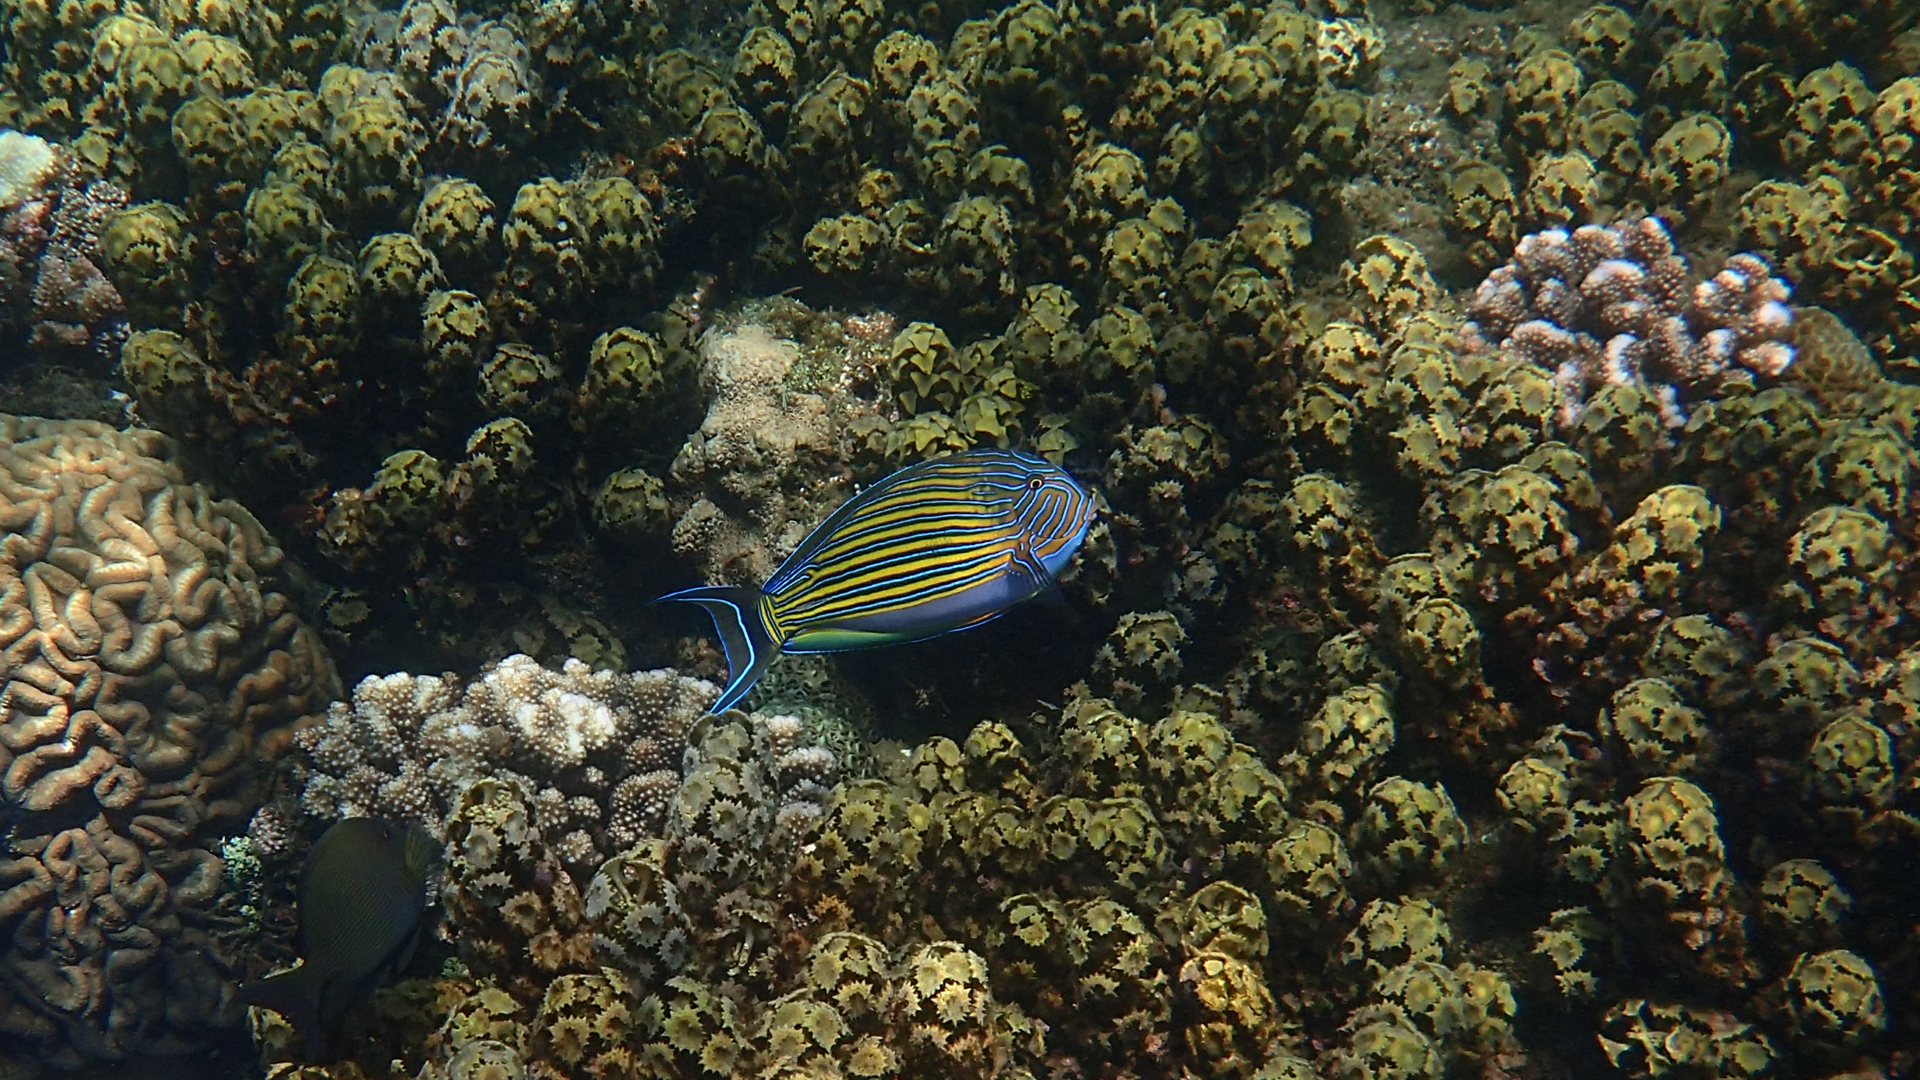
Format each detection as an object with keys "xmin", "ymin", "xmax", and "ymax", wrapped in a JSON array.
[{"xmin": 657, "ymin": 584, "xmax": 782, "ymax": 713}]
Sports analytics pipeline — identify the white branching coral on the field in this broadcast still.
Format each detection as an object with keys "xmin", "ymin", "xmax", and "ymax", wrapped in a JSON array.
[
  {"xmin": 1464, "ymin": 216, "xmax": 1795, "ymax": 429},
  {"xmin": 0, "ymin": 130, "xmax": 56, "ymax": 207},
  {"xmin": 294, "ymin": 654, "xmax": 839, "ymax": 873}
]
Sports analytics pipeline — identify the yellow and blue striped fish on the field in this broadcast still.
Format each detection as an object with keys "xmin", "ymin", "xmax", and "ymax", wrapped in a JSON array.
[{"xmin": 662, "ymin": 448, "xmax": 1097, "ymax": 713}]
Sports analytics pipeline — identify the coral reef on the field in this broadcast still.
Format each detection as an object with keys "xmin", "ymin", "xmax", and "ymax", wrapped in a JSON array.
[
  {"xmin": 0, "ymin": 141, "xmax": 128, "ymax": 364},
  {"xmin": 0, "ymin": 132, "xmax": 59, "ymax": 207},
  {"xmin": 257, "ymin": 692, "xmax": 1523, "ymax": 1079},
  {"xmin": 664, "ymin": 303, "xmax": 882, "ymax": 588},
  {"xmin": 0, "ymin": 415, "xmax": 338, "ymax": 1067},
  {"xmin": 4, "ymin": 0, "xmax": 1920, "ymax": 1075},
  {"xmin": 0, "ymin": 0, "xmax": 1385, "ymax": 665}
]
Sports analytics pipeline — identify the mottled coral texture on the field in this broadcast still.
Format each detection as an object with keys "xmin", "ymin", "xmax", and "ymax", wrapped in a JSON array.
[
  {"xmin": 1465, "ymin": 216, "xmax": 1795, "ymax": 429},
  {"xmin": 294, "ymin": 654, "xmax": 836, "ymax": 873},
  {"xmin": 0, "ymin": 148, "xmax": 128, "ymax": 362},
  {"xmin": 0, "ymin": 415, "xmax": 337, "ymax": 1066},
  {"xmin": 666, "ymin": 313, "xmax": 872, "ymax": 589}
]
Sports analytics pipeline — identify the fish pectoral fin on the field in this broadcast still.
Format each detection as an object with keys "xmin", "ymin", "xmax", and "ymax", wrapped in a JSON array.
[
  {"xmin": 388, "ymin": 921, "xmax": 425, "ymax": 983},
  {"xmin": 1030, "ymin": 580, "xmax": 1071, "ymax": 611},
  {"xmin": 658, "ymin": 584, "xmax": 782, "ymax": 712}
]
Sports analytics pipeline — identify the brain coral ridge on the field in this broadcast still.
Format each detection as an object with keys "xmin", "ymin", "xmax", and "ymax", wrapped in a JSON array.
[{"xmin": 0, "ymin": 414, "xmax": 338, "ymax": 1067}]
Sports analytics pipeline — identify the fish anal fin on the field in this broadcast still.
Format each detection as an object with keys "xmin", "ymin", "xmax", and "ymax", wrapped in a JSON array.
[
  {"xmin": 784, "ymin": 626, "xmax": 915, "ymax": 653},
  {"xmin": 786, "ymin": 608, "xmax": 1006, "ymax": 653},
  {"xmin": 1030, "ymin": 580, "xmax": 1071, "ymax": 611},
  {"xmin": 658, "ymin": 584, "xmax": 782, "ymax": 712},
  {"xmin": 240, "ymin": 963, "xmax": 327, "ymax": 1061}
]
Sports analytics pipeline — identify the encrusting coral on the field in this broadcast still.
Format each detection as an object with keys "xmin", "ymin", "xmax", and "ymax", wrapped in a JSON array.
[
  {"xmin": 665, "ymin": 303, "xmax": 882, "ymax": 589},
  {"xmin": 0, "ymin": 415, "xmax": 338, "ymax": 1067}
]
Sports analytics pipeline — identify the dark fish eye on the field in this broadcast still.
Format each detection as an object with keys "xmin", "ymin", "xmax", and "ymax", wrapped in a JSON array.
[{"xmin": 1027, "ymin": 476, "xmax": 1043, "ymax": 491}]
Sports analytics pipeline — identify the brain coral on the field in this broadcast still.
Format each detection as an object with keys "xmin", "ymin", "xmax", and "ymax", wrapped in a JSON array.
[{"xmin": 0, "ymin": 415, "xmax": 338, "ymax": 1067}]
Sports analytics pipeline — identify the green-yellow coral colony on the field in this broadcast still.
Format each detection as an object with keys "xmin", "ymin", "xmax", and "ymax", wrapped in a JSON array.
[{"xmin": 2, "ymin": 0, "xmax": 1920, "ymax": 1076}]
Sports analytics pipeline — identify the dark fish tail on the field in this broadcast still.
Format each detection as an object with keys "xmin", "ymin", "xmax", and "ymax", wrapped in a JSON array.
[
  {"xmin": 240, "ymin": 963, "xmax": 327, "ymax": 1061},
  {"xmin": 658, "ymin": 584, "xmax": 781, "ymax": 713}
]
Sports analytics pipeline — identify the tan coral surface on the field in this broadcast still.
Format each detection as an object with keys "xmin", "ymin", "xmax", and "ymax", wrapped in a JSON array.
[{"xmin": 0, "ymin": 414, "xmax": 338, "ymax": 1066}]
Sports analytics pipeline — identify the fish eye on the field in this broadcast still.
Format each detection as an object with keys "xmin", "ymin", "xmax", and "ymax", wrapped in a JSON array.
[{"xmin": 1026, "ymin": 476, "xmax": 1043, "ymax": 491}]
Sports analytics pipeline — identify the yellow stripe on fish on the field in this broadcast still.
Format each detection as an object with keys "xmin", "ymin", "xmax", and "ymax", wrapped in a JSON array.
[{"xmin": 660, "ymin": 448, "xmax": 1097, "ymax": 713}]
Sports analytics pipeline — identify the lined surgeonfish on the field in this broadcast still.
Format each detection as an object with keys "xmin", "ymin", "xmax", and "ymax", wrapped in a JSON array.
[
  {"xmin": 661, "ymin": 447, "xmax": 1097, "ymax": 713},
  {"xmin": 240, "ymin": 818, "xmax": 441, "ymax": 1060}
]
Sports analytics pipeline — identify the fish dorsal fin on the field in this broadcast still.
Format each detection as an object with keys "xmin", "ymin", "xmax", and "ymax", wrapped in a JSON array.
[
  {"xmin": 764, "ymin": 458, "xmax": 948, "ymax": 594},
  {"xmin": 656, "ymin": 584, "xmax": 782, "ymax": 712}
]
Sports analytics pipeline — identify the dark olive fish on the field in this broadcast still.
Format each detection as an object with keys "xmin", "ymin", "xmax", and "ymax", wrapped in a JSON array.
[{"xmin": 240, "ymin": 818, "xmax": 440, "ymax": 1059}]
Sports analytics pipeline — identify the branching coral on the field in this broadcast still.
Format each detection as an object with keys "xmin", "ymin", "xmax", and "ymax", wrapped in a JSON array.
[
  {"xmin": 293, "ymin": 655, "xmax": 813, "ymax": 871},
  {"xmin": 263, "ymin": 688, "xmax": 1530, "ymax": 1079},
  {"xmin": 585, "ymin": 713, "xmax": 839, "ymax": 985},
  {"xmin": 351, "ymin": 7, "xmax": 545, "ymax": 153},
  {"xmin": 10, "ymin": 0, "xmax": 1920, "ymax": 1076},
  {"xmin": 0, "ymin": 144, "xmax": 128, "ymax": 363},
  {"xmin": 1464, "ymin": 216, "xmax": 1795, "ymax": 429}
]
